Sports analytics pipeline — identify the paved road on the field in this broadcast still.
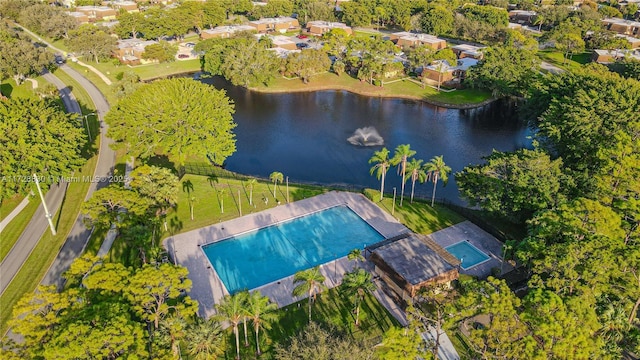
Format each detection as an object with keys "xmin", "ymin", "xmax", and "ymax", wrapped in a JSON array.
[
  {"xmin": 0, "ymin": 70, "xmax": 82, "ymax": 295},
  {"xmin": 40, "ymin": 64, "xmax": 114, "ymax": 289}
]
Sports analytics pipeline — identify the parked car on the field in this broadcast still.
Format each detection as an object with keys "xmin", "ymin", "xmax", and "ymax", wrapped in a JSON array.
[
  {"xmin": 296, "ymin": 34, "xmax": 308, "ymax": 39},
  {"xmin": 184, "ymin": 42, "xmax": 196, "ymax": 48},
  {"xmin": 296, "ymin": 42, "xmax": 309, "ymax": 49},
  {"xmin": 178, "ymin": 54, "xmax": 189, "ymax": 59}
]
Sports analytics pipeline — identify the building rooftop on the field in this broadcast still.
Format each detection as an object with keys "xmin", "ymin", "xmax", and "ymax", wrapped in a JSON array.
[
  {"xmin": 202, "ymin": 25, "xmax": 256, "ymax": 35},
  {"xmin": 603, "ymin": 17, "xmax": 640, "ymax": 27},
  {"xmin": 307, "ymin": 21, "xmax": 351, "ymax": 29},
  {"xmin": 76, "ymin": 5, "xmax": 114, "ymax": 11},
  {"xmin": 250, "ymin": 17, "xmax": 297, "ymax": 25},
  {"xmin": 509, "ymin": 10, "xmax": 537, "ymax": 16},
  {"xmin": 67, "ymin": 11, "xmax": 86, "ymax": 18},
  {"xmin": 594, "ymin": 49, "xmax": 640, "ymax": 61},
  {"xmin": 371, "ymin": 234, "xmax": 459, "ymax": 286},
  {"xmin": 269, "ymin": 35, "xmax": 296, "ymax": 46},
  {"xmin": 117, "ymin": 39, "xmax": 157, "ymax": 51},
  {"xmin": 392, "ymin": 31, "xmax": 445, "ymax": 45},
  {"xmin": 268, "ymin": 47, "xmax": 301, "ymax": 58}
]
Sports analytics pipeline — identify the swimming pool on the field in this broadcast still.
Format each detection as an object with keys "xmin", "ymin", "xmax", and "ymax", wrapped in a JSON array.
[
  {"xmin": 201, "ymin": 205, "xmax": 385, "ymax": 293},
  {"xmin": 445, "ymin": 241, "xmax": 491, "ymax": 270}
]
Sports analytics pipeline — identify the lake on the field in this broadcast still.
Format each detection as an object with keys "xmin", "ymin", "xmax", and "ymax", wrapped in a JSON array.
[{"xmin": 200, "ymin": 76, "xmax": 532, "ymax": 204}]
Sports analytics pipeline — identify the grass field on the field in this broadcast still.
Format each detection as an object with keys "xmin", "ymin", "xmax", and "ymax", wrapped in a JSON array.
[
  {"xmin": 0, "ymin": 195, "xmax": 26, "ymax": 222},
  {"xmin": 251, "ymin": 73, "xmax": 492, "ymax": 106},
  {"xmin": 0, "ymin": 198, "xmax": 40, "ymax": 262},
  {"xmin": 221, "ymin": 287, "xmax": 399, "ymax": 359},
  {"xmin": 538, "ymin": 50, "xmax": 592, "ymax": 72},
  {"xmin": 0, "ymin": 78, "xmax": 38, "ymax": 99}
]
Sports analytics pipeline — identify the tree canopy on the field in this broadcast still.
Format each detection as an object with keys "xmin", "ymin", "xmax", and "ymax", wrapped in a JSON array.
[
  {"xmin": 0, "ymin": 97, "xmax": 86, "ymax": 199},
  {"xmin": 105, "ymin": 78, "xmax": 236, "ymax": 166}
]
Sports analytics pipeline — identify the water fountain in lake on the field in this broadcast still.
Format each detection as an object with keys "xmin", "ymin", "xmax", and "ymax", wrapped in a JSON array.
[{"xmin": 347, "ymin": 127, "xmax": 384, "ymax": 146}]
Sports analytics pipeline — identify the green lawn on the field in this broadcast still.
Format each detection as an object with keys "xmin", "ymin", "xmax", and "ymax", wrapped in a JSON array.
[
  {"xmin": 131, "ymin": 59, "xmax": 201, "ymax": 80},
  {"xmin": 0, "ymin": 194, "xmax": 26, "ymax": 222},
  {"xmin": 0, "ymin": 78, "xmax": 38, "ymax": 99},
  {"xmin": 162, "ymin": 174, "xmax": 327, "ymax": 238},
  {"xmin": 252, "ymin": 73, "xmax": 492, "ymax": 106},
  {"xmin": 538, "ymin": 50, "xmax": 592, "ymax": 72},
  {"xmin": 366, "ymin": 190, "xmax": 465, "ymax": 235},
  {"xmin": 0, "ymin": 197, "xmax": 40, "ymax": 262},
  {"xmin": 221, "ymin": 287, "xmax": 399, "ymax": 359}
]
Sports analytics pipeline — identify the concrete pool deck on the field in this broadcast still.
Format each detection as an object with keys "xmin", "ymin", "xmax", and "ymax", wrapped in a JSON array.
[
  {"xmin": 163, "ymin": 191, "xmax": 409, "ymax": 318},
  {"xmin": 429, "ymin": 221, "xmax": 512, "ymax": 278}
]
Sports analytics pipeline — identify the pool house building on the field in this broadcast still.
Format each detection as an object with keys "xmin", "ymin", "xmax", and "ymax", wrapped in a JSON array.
[{"xmin": 368, "ymin": 233, "xmax": 460, "ymax": 299}]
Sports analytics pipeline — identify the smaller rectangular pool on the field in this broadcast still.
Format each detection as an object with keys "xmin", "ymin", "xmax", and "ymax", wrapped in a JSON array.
[{"xmin": 445, "ymin": 241, "xmax": 490, "ymax": 270}]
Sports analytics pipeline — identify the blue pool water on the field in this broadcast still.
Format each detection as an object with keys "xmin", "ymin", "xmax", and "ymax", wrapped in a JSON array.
[
  {"xmin": 445, "ymin": 241, "xmax": 490, "ymax": 270},
  {"xmin": 202, "ymin": 206, "xmax": 385, "ymax": 293}
]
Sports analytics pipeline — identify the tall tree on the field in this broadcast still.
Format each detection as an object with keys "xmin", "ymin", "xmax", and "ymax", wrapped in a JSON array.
[
  {"xmin": 246, "ymin": 290, "xmax": 278, "ymax": 356},
  {"xmin": 245, "ymin": 178, "xmax": 257, "ymax": 206},
  {"xmin": 284, "ymin": 49, "xmax": 332, "ymax": 83},
  {"xmin": 369, "ymin": 147, "xmax": 391, "ymax": 201},
  {"xmin": 455, "ymin": 148, "xmax": 566, "ymax": 223},
  {"xmin": 347, "ymin": 248, "xmax": 365, "ymax": 267},
  {"xmin": 219, "ymin": 38, "xmax": 280, "ymax": 87},
  {"xmin": 125, "ymin": 263, "xmax": 197, "ymax": 329},
  {"xmin": 269, "ymin": 171, "xmax": 284, "ymax": 199},
  {"xmin": 465, "ymin": 45, "xmax": 539, "ymax": 97},
  {"xmin": 292, "ymin": 266, "xmax": 327, "ymax": 322},
  {"xmin": 106, "ymin": 78, "xmax": 236, "ymax": 166},
  {"xmin": 424, "ymin": 155, "xmax": 450, "ymax": 207},
  {"xmin": 391, "ymin": 144, "xmax": 416, "ymax": 207},
  {"xmin": 65, "ymin": 24, "xmax": 116, "ymax": 63},
  {"xmin": 342, "ymin": 269, "xmax": 375, "ymax": 326},
  {"xmin": 0, "ymin": 97, "xmax": 85, "ymax": 199},
  {"xmin": 0, "ymin": 37, "xmax": 53, "ymax": 83},
  {"xmin": 216, "ymin": 292, "xmax": 246, "ymax": 360},
  {"xmin": 186, "ymin": 318, "xmax": 225, "ymax": 360},
  {"xmin": 420, "ymin": 5, "xmax": 454, "ymax": 36},
  {"xmin": 130, "ymin": 165, "xmax": 180, "ymax": 231},
  {"xmin": 81, "ymin": 186, "xmax": 153, "ymax": 230},
  {"xmin": 405, "ymin": 158, "xmax": 426, "ymax": 203}
]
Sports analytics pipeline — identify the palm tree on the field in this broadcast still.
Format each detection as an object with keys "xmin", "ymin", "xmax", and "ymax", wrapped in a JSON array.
[
  {"xmin": 245, "ymin": 178, "xmax": 257, "ymax": 206},
  {"xmin": 157, "ymin": 315, "xmax": 187, "ymax": 359},
  {"xmin": 424, "ymin": 155, "xmax": 451, "ymax": 207},
  {"xmin": 369, "ymin": 147, "xmax": 391, "ymax": 201},
  {"xmin": 186, "ymin": 318, "xmax": 225, "ymax": 360},
  {"xmin": 246, "ymin": 291, "xmax": 278, "ymax": 356},
  {"xmin": 342, "ymin": 269, "xmax": 376, "ymax": 326},
  {"xmin": 534, "ymin": 14, "xmax": 545, "ymax": 31},
  {"xmin": 188, "ymin": 195, "xmax": 197, "ymax": 220},
  {"xmin": 391, "ymin": 144, "xmax": 416, "ymax": 207},
  {"xmin": 237, "ymin": 290, "xmax": 250, "ymax": 348},
  {"xmin": 292, "ymin": 266, "xmax": 328, "ymax": 322},
  {"xmin": 215, "ymin": 293, "xmax": 246, "ymax": 360},
  {"xmin": 269, "ymin": 171, "xmax": 283, "ymax": 199},
  {"xmin": 405, "ymin": 158, "xmax": 426, "ymax": 204},
  {"xmin": 348, "ymin": 249, "xmax": 365, "ymax": 268}
]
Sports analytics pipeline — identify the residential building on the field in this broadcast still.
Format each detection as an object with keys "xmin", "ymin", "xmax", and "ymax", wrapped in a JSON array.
[
  {"xmin": 603, "ymin": 17, "xmax": 640, "ymax": 36},
  {"xmin": 74, "ymin": 6, "xmax": 117, "ymax": 21},
  {"xmin": 102, "ymin": 1, "xmax": 139, "ymax": 12},
  {"xmin": 618, "ymin": 34, "xmax": 640, "ymax": 48},
  {"xmin": 114, "ymin": 39, "xmax": 158, "ymax": 65},
  {"xmin": 508, "ymin": 10, "xmax": 536, "ymax": 25},
  {"xmin": 592, "ymin": 48, "xmax": 640, "ymax": 63},
  {"xmin": 389, "ymin": 31, "xmax": 447, "ymax": 50},
  {"xmin": 306, "ymin": 21, "xmax": 353, "ymax": 36},
  {"xmin": 451, "ymin": 44, "xmax": 485, "ymax": 59},
  {"xmin": 268, "ymin": 35, "xmax": 298, "ymax": 50},
  {"xmin": 200, "ymin": 25, "xmax": 256, "ymax": 39},
  {"xmin": 248, "ymin": 17, "xmax": 300, "ymax": 33},
  {"xmin": 368, "ymin": 233, "xmax": 460, "ymax": 300},
  {"xmin": 66, "ymin": 11, "xmax": 89, "ymax": 24},
  {"xmin": 269, "ymin": 47, "xmax": 301, "ymax": 58}
]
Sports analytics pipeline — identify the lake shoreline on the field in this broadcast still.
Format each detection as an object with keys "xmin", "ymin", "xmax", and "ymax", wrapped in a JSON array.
[
  {"xmin": 247, "ymin": 83, "xmax": 498, "ymax": 109},
  {"xmin": 162, "ymin": 71, "xmax": 496, "ymax": 110}
]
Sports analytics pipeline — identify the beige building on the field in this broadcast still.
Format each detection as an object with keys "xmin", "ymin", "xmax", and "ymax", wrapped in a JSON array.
[
  {"xmin": 103, "ymin": 1, "xmax": 139, "ymax": 12},
  {"xmin": 66, "ymin": 11, "xmax": 89, "ymax": 24},
  {"xmin": 74, "ymin": 6, "xmax": 117, "ymax": 21},
  {"xmin": 306, "ymin": 21, "xmax": 353, "ymax": 36},
  {"xmin": 592, "ymin": 49, "xmax": 640, "ymax": 63},
  {"xmin": 114, "ymin": 39, "xmax": 158, "ymax": 65},
  {"xmin": 269, "ymin": 35, "xmax": 298, "ymax": 50},
  {"xmin": 451, "ymin": 44, "xmax": 485, "ymax": 60},
  {"xmin": 389, "ymin": 32, "xmax": 447, "ymax": 50},
  {"xmin": 200, "ymin": 25, "xmax": 256, "ymax": 39},
  {"xmin": 603, "ymin": 17, "xmax": 640, "ymax": 36},
  {"xmin": 248, "ymin": 17, "xmax": 300, "ymax": 33}
]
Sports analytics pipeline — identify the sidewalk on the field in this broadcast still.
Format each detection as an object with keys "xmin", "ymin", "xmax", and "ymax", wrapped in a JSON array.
[{"xmin": 0, "ymin": 196, "xmax": 30, "ymax": 233}]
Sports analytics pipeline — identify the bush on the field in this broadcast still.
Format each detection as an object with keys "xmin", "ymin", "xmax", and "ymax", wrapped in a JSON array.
[{"xmin": 362, "ymin": 188, "xmax": 379, "ymax": 202}]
